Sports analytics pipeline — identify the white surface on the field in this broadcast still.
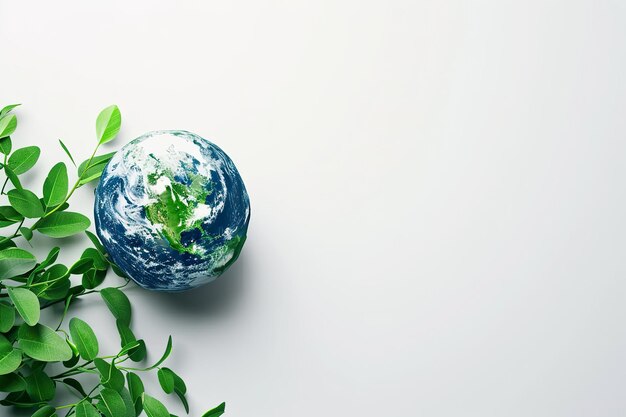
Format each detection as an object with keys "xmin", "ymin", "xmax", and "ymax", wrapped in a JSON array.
[{"xmin": 2, "ymin": 1, "xmax": 626, "ymax": 416}]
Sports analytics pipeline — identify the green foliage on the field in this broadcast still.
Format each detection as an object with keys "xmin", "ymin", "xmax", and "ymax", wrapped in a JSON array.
[
  {"xmin": 95, "ymin": 105, "xmax": 121, "ymax": 145},
  {"xmin": 0, "ymin": 334, "xmax": 22, "ymax": 375},
  {"xmin": 100, "ymin": 287, "xmax": 131, "ymax": 326},
  {"xmin": 7, "ymin": 288, "xmax": 40, "ymax": 326},
  {"xmin": 7, "ymin": 189, "xmax": 44, "ymax": 218},
  {"xmin": 68, "ymin": 318, "xmax": 99, "ymax": 361},
  {"xmin": 202, "ymin": 402, "xmax": 226, "ymax": 417},
  {"xmin": 35, "ymin": 212, "xmax": 91, "ymax": 238},
  {"xmin": 0, "ymin": 104, "xmax": 225, "ymax": 416},
  {"xmin": 43, "ymin": 162, "xmax": 68, "ymax": 208},
  {"xmin": 0, "ymin": 114, "xmax": 17, "ymax": 139},
  {"xmin": 18, "ymin": 324, "xmax": 73, "ymax": 362},
  {"xmin": 58, "ymin": 140, "xmax": 76, "ymax": 167},
  {"xmin": 8, "ymin": 146, "xmax": 40, "ymax": 175},
  {"xmin": 157, "ymin": 368, "xmax": 175, "ymax": 394},
  {"xmin": 0, "ymin": 303, "xmax": 15, "ymax": 332},
  {"xmin": 0, "ymin": 248, "xmax": 36, "ymax": 279}
]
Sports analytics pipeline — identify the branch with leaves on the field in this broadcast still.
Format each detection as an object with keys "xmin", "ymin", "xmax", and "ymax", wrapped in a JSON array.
[{"xmin": 0, "ymin": 105, "xmax": 225, "ymax": 417}]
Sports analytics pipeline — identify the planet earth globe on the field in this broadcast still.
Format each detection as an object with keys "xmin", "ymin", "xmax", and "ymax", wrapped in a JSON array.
[{"xmin": 94, "ymin": 130, "xmax": 250, "ymax": 291}]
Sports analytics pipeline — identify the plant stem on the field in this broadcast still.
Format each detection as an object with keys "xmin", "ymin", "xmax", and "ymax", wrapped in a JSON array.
[{"xmin": 41, "ymin": 289, "xmax": 98, "ymax": 310}]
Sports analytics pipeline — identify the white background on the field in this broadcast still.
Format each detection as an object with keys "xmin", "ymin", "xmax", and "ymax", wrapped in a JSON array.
[{"xmin": 2, "ymin": 1, "xmax": 626, "ymax": 416}]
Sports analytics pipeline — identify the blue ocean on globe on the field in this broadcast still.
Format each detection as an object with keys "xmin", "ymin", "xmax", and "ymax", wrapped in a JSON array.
[{"xmin": 94, "ymin": 130, "xmax": 250, "ymax": 291}]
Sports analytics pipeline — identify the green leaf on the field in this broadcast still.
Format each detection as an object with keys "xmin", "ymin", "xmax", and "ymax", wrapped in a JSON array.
[
  {"xmin": 142, "ymin": 394, "xmax": 170, "ymax": 417},
  {"xmin": 34, "ymin": 247, "xmax": 61, "ymax": 273},
  {"xmin": 75, "ymin": 401, "xmax": 100, "ymax": 417},
  {"xmin": 62, "ymin": 378, "xmax": 88, "ymax": 398},
  {"xmin": 0, "ymin": 137, "xmax": 11, "ymax": 155},
  {"xmin": 0, "ymin": 302, "xmax": 15, "ymax": 332},
  {"xmin": 120, "ymin": 388, "xmax": 136, "ymax": 417},
  {"xmin": 94, "ymin": 358, "xmax": 125, "ymax": 391},
  {"xmin": 202, "ymin": 402, "xmax": 226, "ymax": 417},
  {"xmin": 58, "ymin": 139, "xmax": 76, "ymax": 167},
  {"xmin": 0, "ymin": 335, "xmax": 22, "ymax": 375},
  {"xmin": 0, "ymin": 373, "xmax": 26, "ymax": 392},
  {"xmin": 157, "ymin": 368, "xmax": 175, "ymax": 394},
  {"xmin": 7, "ymin": 146, "xmax": 40, "ymax": 175},
  {"xmin": 35, "ymin": 212, "xmax": 91, "ymax": 238},
  {"xmin": 25, "ymin": 370, "xmax": 55, "ymax": 402},
  {"xmin": 63, "ymin": 349, "xmax": 80, "ymax": 368},
  {"xmin": 116, "ymin": 319, "xmax": 136, "ymax": 346},
  {"xmin": 7, "ymin": 189, "xmax": 44, "ymax": 218},
  {"xmin": 0, "ymin": 350, "xmax": 21, "ymax": 377},
  {"xmin": 0, "ymin": 104, "xmax": 20, "ymax": 117},
  {"xmin": 7, "ymin": 287, "xmax": 40, "ymax": 326},
  {"xmin": 81, "ymin": 247, "xmax": 108, "ymax": 270},
  {"xmin": 119, "ymin": 340, "xmax": 141, "ymax": 358},
  {"xmin": 97, "ymin": 387, "xmax": 126, "ymax": 417},
  {"xmin": 85, "ymin": 230, "xmax": 106, "ymax": 255},
  {"xmin": 111, "ymin": 262, "xmax": 129, "ymax": 279},
  {"xmin": 129, "ymin": 339, "xmax": 146, "ymax": 362},
  {"xmin": 78, "ymin": 172, "xmax": 104, "ymax": 186},
  {"xmin": 116, "ymin": 321, "xmax": 146, "ymax": 362},
  {"xmin": 126, "ymin": 371, "xmax": 144, "ymax": 405},
  {"xmin": 39, "ymin": 272, "xmax": 70, "ymax": 301},
  {"xmin": 100, "ymin": 287, "xmax": 131, "ymax": 326},
  {"xmin": 20, "ymin": 227, "xmax": 33, "ymax": 241},
  {"xmin": 82, "ymin": 268, "xmax": 106, "ymax": 290},
  {"xmin": 174, "ymin": 389, "xmax": 189, "ymax": 414},
  {"xmin": 77, "ymin": 152, "xmax": 115, "ymax": 186},
  {"xmin": 4, "ymin": 166, "xmax": 22, "ymax": 190},
  {"xmin": 70, "ymin": 257, "xmax": 94, "ymax": 274},
  {"xmin": 0, "ymin": 247, "xmax": 35, "ymax": 280},
  {"xmin": 36, "ymin": 262, "xmax": 68, "ymax": 284},
  {"xmin": 0, "ymin": 206, "xmax": 23, "ymax": 223},
  {"xmin": 18, "ymin": 323, "xmax": 73, "ymax": 362},
  {"xmin": 0, "ymin": 390, "xmax": 39, "ymax": 407},
  {"xmin": 96, "ymin": 105, "xmax": 121, "ymax": 145},
  {"xmin": 0, "ymin": 237, "xmax": 16, "ymax": 251},
  {"xmin": 0, "ymin": 114, "xmax": 17, "ymax": 139},
  {"xmin": 31, "ymin": 405, "xmax": 57, "ymax": 417},
  {"xmin": 78, "ymin": 152, "xmax": 116, "ymax": 176},
  {"xmin": 149, "ymin": 335, "xmax": 173, "ymax": 370},
  {"xmin": 69, "ymin": 318, "xmax": 99, "ymax": 360},
  {"xmin": 172, "ymin": 371, "xmax": 187, "ymax": 395},
  {"xmin": 43, "ymin": 162, "xmax": 68, "ymax": 208}
]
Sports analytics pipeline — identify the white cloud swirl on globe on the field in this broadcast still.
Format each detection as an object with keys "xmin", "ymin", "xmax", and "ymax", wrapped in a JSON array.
[{"xmin": 94, "ymin": 130, "xmax": 250, "ymax": 291}]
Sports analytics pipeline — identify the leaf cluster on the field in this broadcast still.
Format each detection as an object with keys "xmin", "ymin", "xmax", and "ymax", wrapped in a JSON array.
[{"xmin": 0, "ymin": 105, "xmax": 225, "ymax": 417}]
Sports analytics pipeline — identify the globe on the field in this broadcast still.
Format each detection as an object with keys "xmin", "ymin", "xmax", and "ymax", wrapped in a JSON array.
[{"xmin": 94, "ymin": 130, "xmax": 250, "ymax": 291}]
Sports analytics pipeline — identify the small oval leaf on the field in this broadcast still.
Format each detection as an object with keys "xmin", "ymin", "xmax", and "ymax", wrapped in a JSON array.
[
  {"xmin": 69, "ymin": 318, "xmax": 99, "ymax": 361},
  {"xmin": 25, "ymin": 370, "xmax": 55, "ymax": 402},
  {"xmin": 0, "ymin": 114, "xmax": 17, "ymax": 139},
  {"xmin": 202, "ymin": 402, "xmax": 226, "ymax": 417},
  {"xmin": 100, "ymin": 288, "xmax": 131, "ymax": 326},
  {"xmin": 157, "ymin": 368, "xmax": 175, "ymax": 394},
  {"xmin": 43, "ymin": 162, "xmax": 68, "ymax": 208},
  {"xmin": 7, "ymin": 287, "xmax": 40, "ymax": 326},
  {"xmin": 18, "ymin": 323, "xmax": 73, "ymax": 362},
  {"xmin": 35, "ymin": 212, "xmax": 91, "ymax": 238},
  {"xmin": 31, "ymin": 405, "xmax": 57, "ymax": 417},
  {"xmin": 0, "ymin": 248, "xmax": 36, "ymax": 280},
  {"xmin": 7, "ymin": 189, "xmax": 44, "ymax": 218},
  {"xmin": 98, "ymin": 387, "xmax": 126, "ymax": 417},
  {"xmin": 96, "ymin": 105, "xmax": 121, "ymax": 145},
  {"xmin": 7, "ymin": 146, "xmax": 40, "ymax": 175},
  {"xmin": 75, "ymin": 401, "xmax": 100, "ymax": 417},
  {"xmin": 142, "ymin": 394, "xmax": 170, "ymax": 417},
  {"xmin": 0, "ymin": 335, "xmax": 22, "ymax": 375},
  {"xmin": 0, "ymin": 303, "xmax": 15, "ymax": 332}
]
